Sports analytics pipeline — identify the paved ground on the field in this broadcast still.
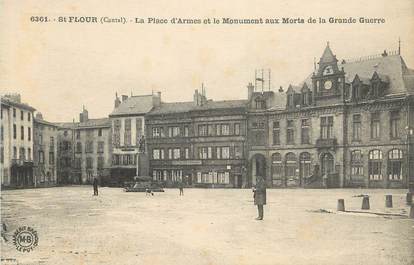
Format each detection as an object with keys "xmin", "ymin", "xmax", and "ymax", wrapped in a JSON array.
[{"xmin": 1, "ymin": 187, "xmax": 413, "ymax": 265}]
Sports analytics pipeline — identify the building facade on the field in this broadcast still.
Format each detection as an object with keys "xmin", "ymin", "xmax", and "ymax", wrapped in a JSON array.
[
  {"xmin": 108, "ymin": 93, "xmax": 159, "ymax": 185},
  {"xmin": 33, "ymin": 113, "xmax": 59, "ymax": 187},
  {"xmin": 1, "ymin": 94, "xmax": 35, "ymax": 188},
  {"xmin": 147, "ymin": 89, "xmax": 248, "ymax": 188},
  {"xmin": 247, "ymin": 43, "xmax": 414, "ymax": 189}
]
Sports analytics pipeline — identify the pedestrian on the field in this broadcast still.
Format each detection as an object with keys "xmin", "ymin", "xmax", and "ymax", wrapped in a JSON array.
[
  {"xmin": 179, "ymin": 181, "xmax": 184, "ymax": 196},
  {"xmin": 93, "ymin": 177, "xmax": 99, "ymax": 196},
  {"xmin": 253, "ymin": 176, "xmax": 266, "ymax": 220}
]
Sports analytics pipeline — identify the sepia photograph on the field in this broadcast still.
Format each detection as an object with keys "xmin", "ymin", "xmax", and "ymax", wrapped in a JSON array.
[{"xmin": 1, "ymin": 0, "xmax": 414, "ymax": 264}]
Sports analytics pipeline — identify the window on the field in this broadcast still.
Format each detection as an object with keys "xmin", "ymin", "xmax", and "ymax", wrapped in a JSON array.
[
  {"xmin": 287, "ymin": 94, "xmax": 294, "ymax": 107},
  {"xmin": 370, "ymin": 113, "xmax": 380, "ymax": 139},
  {"xmin": 184, "ymin": 126, "xmax": 189, "ymax": 137},
  {"xmin": 368, "ymin": 150, "xmax": 383, "ymax": 180},
  {"xmin": 216, "ymin": 147, "xmax": 230, "ymax": 159},
  {"xmin": 50, "ymin": 136, "xmax": 54, "ymax": 147},
  {"xmin": 76, "ymin": 142, "xmax": 82, "ymax": 153},
  {"xmin": 76, "ymin": 130, "xmax": 80, "ymax": 139},
  {"xmin": 352, "ymin": 114, "xmax": 361, "ymax": 141},
  {"xmin": 136, "ymin": 118, "xmax": 143, "ymax": 140},
  {"xmin": 124, "ymin": 119, "xmax": 131, "ymax": 146},
  {"xmin": 13, "ymin": 108, "xmax": 16, "ymax": 118},
  {"xmin": 234, "ymin": 123, "xmax": 240, "ymax": 135},
  {"xmin": 27, "ymin": 148, "xmax": 31, "ymax": 160},
  {"xmin": 271, "ymin": 153, "xmax": 282, "ymax": 184},
  {"xmin": 19, "ymin": 147, "xmax": 25, "ymax": 160},
  {"xmin": 168, "ymin": 127, "xmax": 181, "ymax": 137},
  {"xmin": 97, "ymin": 157, "xmax": 104, "ymax": 169},
  {"xmin": 97, "ymin": 141, "xmax": 104, "ymax": 153},
  {"xmin": 74, "ymin": 158, "xmax": 82, "ymax": 168},
  {"xmin": 350, "ymin": 150, "xmax": 364, "ymax": 177},
  {"xmin": 390, "ymin": 111, "xmax": 400, "ymax": 139},
  {"xmin": 320, "ymin": 116, "xmax": 334, "ymax": 139},
  {"xmin": 199, "ymin": 147, "xmax": 212, "ymax": 159},
  {"xmin": 28, "ymin": 113, "xmax": 31, "ymax": 121},
  {"xmin": 388, "ymin": 149, "xmax": 403, "ymax": 180},
  {"xmin": 98, "ymin": 128, "xmax": 102, "ymax": 137},
  {"xmin": 28, "ymin": 127, "xmax": 31, "ymax": 141},
  {"xmin": 13, "ymin": 146, "xmax": 17, "ymax": 159},
  {"xmin": 184, "ymin": 148, "xmax": 190, "ymax": 159},
  {"xmin": 153, "ymin": 149, "xmax": 160, "ymax": 160},
  {"xmin": 152, "ymin": 127, "xmax": 160, "ymax": 137},
  {"xmin": 234, "ymin": 146, "xmax": 242, "ymax": 158},
  {"xmin": 198, "ymin": 125, "xmax": 207, "ymax": 136},
  {"xmin": 86, "ymin": 141, "xmax": 93, "ymax": 153},
  {"xmin": 285, "ymin": 153, "xmax": 297, "ymax": 179},
  {"xmin": 287, "ymin": 120, "xmax": 294, "ymax": 144},
  {"xmin": 272, "ymin": 121, "xmax": 280, "ymax": 145},
  {"xmin": 221, "ymin": 124, "xmax": 230, "ymax": 136},
  {"xmin": 1, "ymin": 125, "xmax": 3, "ymax": 142},
  {"xmin": 13, "ymin": 124, "xmax": 16, "ymax": 139},
  {"xmin": 173, "ymin": 148, "xmax": 181, "ymax": 159},
  {"xmin": 255, "ymin": 98, "xmax": 266, "ymax": 109},
  {"xmin": 20, "ymin": 126, "xmax": 24, "ymax": 140},
  {"xmin": 38, "ymin": 151, "xmax": 44, "ymax": 163},
  {"xmin": 113, "ymin": 120, "xmax": 121, "ymax": 147},
  {"xmin": 49, "ymin": 152, "xmax": 55, "ymax": 165},
  {"xmin": 86, "ymin": 157, "xmax": 93, "ymax": 169},
  {"xmin": 301, "ymin": 119, "xmax": 310, "ymax": 144},
  {"xmin": 20, "ymin": 110, "xmax": 24, "ymax": 120},
  {"xmin": 299, "ymin": 152, "xmax": 312, "ymax": 180},
  {"xmin": 207, "ymin": 124, "xmax": 214, "ymax": 136},
  {"xmin": 0, "ymin": 147, "xmax": 4, "ymax": 163}
]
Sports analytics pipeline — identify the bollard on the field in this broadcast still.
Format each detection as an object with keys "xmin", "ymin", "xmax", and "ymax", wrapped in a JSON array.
[
  {"xmin": 362, "ymin": 195, "xmax": 370, "ymax": 210},
  {"xmin": 385, "ymin": 195, "xmax": 393, "ymax": 208},
  {"xmin": 407, "ymin": 192, "xmax": 413, "ymax": 205},
  {"xmin": 337, "ymin": 199, "xmax": 345, "ymax": 211},
  {"xmin": 410, "ymin": 205, "xmax": 414, "ymax": 219}
]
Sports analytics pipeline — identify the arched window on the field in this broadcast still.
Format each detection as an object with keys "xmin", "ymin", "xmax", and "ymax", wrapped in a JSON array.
[
  {"xmin": 350, "ymin": 150, "xmax": 363, "ymax": 177},
  {"xmin": 285, "ymin": 153, "xmax": 297, "ymax": 179},
  {"xmin": 76, "ymin": 142, "xmax": 82, "ymax": 153},
  {"xmin": 271, "ymin": 153, "xmax": 282, "ymax": 185},
  {"xmin": 299, "ymin": 152, "xmax": 312, "ymax": 180},
  {"xmin": 368, "ymin": 150, "xmax": 383, "ymax": 180},
  {"xmin": 388, "ymin": 149, "xmax": 403, "ymax": 180}
]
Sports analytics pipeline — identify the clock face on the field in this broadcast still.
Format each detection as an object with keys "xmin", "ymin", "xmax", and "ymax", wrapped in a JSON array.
[
  {"xmin": 324, "ymin": 80, "xmax": 332, "ymax": 90},
  {"xmin": 323, "ymin": 66, "xmax": 333, "ymax": 76}
]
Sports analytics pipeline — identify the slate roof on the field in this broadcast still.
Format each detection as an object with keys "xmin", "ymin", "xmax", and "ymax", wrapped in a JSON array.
[
  {"xmin": 302, "ymin": 54, "xmax": 414, "ymax": 94},
  {"xmin": 1, "ymin": 96, "xmax": 36, "ymax": 112},
  {"xmin": 110, "ymin": 95, "xmax": 154, "ymax": 116},
  {"xmin": 54, "ymin": 118, "xmax": 110, "ymax": 129},
  {"xmin": 148, "ymin": 99, "xmax": 247, "ymax": 115}
]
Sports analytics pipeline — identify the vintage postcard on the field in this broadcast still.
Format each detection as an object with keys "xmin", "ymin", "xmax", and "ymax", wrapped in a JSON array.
[{"xmin": 1, "ymin": 0, "xmax": 413, "ymax": 264}]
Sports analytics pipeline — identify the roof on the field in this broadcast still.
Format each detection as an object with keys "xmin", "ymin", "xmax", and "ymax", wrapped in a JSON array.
[
  {"xmin": 148, "ymin": 99, "xmax": 247, "ymax": 115},
  {"xmin": 54, "ymin": 118, "xmax": 110, "ymax": 129},
  {"xmin": 1, "ymin": 96, "xmax": 36, "ymax": 112},
  {"xmin": 110, "ymin": 95, "xmax": 154, "ymax": 116},
  {"xmin": 320, "ymin": 43, "xmax": 336, "ymax": 63},
  {"xmin": 34, "ymin": 118, "xmax": 58, "ymax": 127},
  {"xmin": 302, "ymin": 54, "xmax": 414, "ymax": 94}
]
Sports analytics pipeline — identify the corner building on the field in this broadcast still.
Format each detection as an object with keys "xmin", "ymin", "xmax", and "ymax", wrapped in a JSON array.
[{"xmin": 247, "ymin": 43, "xmax": 414, "ymax": 189}]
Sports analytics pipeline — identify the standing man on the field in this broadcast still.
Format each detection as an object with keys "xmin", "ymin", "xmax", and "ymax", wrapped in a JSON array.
[
  {"xmin": 179, "ymin": 180, "xmax": 184, "ymax": 196},
  {"xmin": 253, "ymin": 176, "xmax": 266, "ymax": 220},
  {"xmin": 93, "ymin": 177, "xmax": 99, "ymax": 196}
]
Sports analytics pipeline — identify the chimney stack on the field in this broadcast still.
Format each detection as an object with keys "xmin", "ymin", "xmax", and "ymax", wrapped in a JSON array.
[
  {"xmin": 247, "ymin": 82, "xmax": 254, "ymax": 100},
  {"xmin": 79, "ymin": 106, "xmax": 89, "ymax": 123},
  {"xmin": 121, "ymin": 95, "xmax": 128, "ymax": 102},
  {"xmin": 152, "ymin": 91, "xmax": 161, "ymax": 107}
]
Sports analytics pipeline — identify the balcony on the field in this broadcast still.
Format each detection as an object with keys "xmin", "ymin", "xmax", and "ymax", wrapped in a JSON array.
[
  {"xmin": 315, "ymin": 138, "xmax": 337, "ymax": 149},
  {"xmin": 11, "ymin": 159, "xmax": 34, "ymax": 167}
]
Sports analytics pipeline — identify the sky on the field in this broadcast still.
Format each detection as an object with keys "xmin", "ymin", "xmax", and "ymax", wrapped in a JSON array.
[{"xmin": 1, "ymin": 0, "xmax": 413, "ymax": 122}]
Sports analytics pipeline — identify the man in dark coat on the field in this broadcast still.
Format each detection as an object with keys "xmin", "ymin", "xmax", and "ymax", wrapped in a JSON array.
[
  {"xmin": 178, "ymin": 181, "xmax": 184, "ymax": 196},
  {"xmin": 93, "ymin": 177, "xmax": 99, "ymax": 196},
  {"xmin": 253, "ymin": 176, "xmax": 266, "ymax": 220}
]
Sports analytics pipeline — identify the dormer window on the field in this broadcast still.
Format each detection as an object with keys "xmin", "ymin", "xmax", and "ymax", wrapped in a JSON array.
[
  {"xmin": 255, "ymin": 98, "xmax": 266, "ymax": 109},
  {"xmin": 323, "ymin": 65, "xmax": 333, "ymax": 76}
]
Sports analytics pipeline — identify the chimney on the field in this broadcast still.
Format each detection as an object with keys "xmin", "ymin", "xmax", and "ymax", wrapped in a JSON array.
[
  {"xmin": 35, "ymin": 112, "xmax": 43, "ymax": 120},
  {"xmin": 79, "ymin": 106, "xmax": 89, "ymax": 123},
  {"xmin": 247, "ymin": 82, "xmax": 254, "ymax": 100},
  {"xmin": 152, "ymin": 91, "xmax": 161, "ymax": 107},
  {"xmin": 193, "ymin": 89, "xmax": 200, "ymax": 105},
  {"xmin": 121, "ymin": 95, "xmax": 128, "ymax": 102},
  {"xmin": 114, "ymin": 92, "xmax": 121, "ymax": 108}
]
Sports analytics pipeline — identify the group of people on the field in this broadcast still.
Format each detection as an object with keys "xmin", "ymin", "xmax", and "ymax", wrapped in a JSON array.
[{"xmin": 91, "ymin": 176, "xmax": 267, "ymax": 220}]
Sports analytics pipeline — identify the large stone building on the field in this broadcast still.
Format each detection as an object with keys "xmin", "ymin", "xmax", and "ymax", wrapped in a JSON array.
[
  {"xmin": 247, "ymin": 43, "xmax": 414, "ymax": 189},
  {"xmin": 108, "ymin": 93, "xmax": 160, "ymax": 185},
  {"xmin": 146, "ymin": 89, "xmax": 248, "ymax": 188},
  {"xmin": 1, "ymin": 94, "xmax": 35, "ymax": 188},
  {"xmin": 56, "ymin": 108, "xmax": 112, "ymax": 184},
  {"xmin": 33, "ymin": 113, "xmax": 58, "ymax": 187}
]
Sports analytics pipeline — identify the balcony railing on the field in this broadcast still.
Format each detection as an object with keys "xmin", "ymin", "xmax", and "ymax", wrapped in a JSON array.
[
  {"xmin": 11, "ymin": 159, "xmax": 34, "ymax": 166},
  {"xmin": 315, "ymin": 138, "xmax": 337, "ymax": 149}
]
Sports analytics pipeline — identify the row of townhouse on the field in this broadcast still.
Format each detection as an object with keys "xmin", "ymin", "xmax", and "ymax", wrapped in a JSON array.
[{"xmin": 2, "ymin": 43, "xmax": 414, "ymax": 189}]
